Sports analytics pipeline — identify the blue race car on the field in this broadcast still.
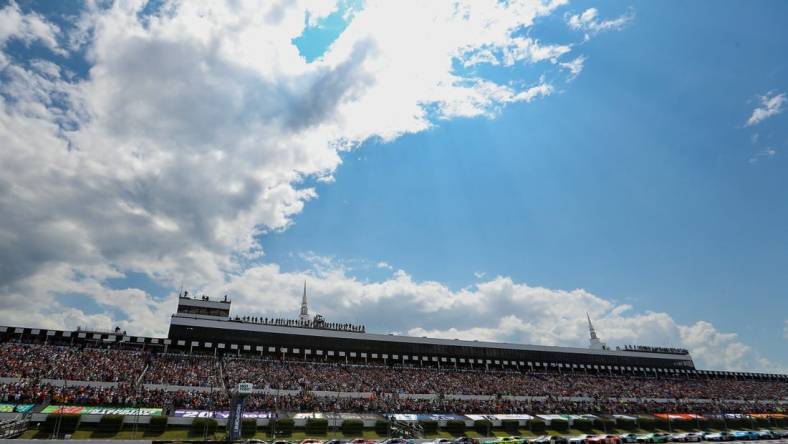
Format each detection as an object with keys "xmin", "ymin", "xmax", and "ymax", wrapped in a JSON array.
[{"xmin": 731, "ymin": 431, "xmax": 759, "ymax": 440}]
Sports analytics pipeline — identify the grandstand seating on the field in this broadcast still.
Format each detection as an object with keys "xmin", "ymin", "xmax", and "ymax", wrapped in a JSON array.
[{"xmin": 0, "ymin": 342, "xmax": 785, "ymax": 414}]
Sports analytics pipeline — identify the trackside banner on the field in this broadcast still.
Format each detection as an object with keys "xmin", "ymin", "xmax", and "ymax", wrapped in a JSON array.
[
  {"xmin": 654, "ymin": 413, "xmax": 704, "ymax": 420},
  {"xmin": 466, "ymin": 414, "xmax": 534, "ymax": 421},
  {"xmin": 174, "ymin": 409, "xmax": 273, "ymax": 419},
  {"xmin": 0, "ymin": 403, "xmax": 34, "ymax": 413},
  {"xmin": 386, "ymin": 413, "xmax": 467, "ymax": 421},
  {"xmin": 41, "ymin": 405, "xmax": 163, "ymax": 416}
]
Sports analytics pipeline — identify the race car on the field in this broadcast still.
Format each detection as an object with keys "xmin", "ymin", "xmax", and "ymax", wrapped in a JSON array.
[
  {"xmin": 569, "ymin": 435, "xmax": 597, "ymax": 444},
  {"xmin": 755, "ymin": 430, "xmax": 776, "ymax": 439},
  {"xmin": 300, "ymin": 440, "xmax": 324, "ymax": 444},
  {"xmin": 483, "ymin": 437, "xmax": 526, "ymax": 444},
  {"xmin": 379, "ymin": 439, "xmax": 409, "ymax": 444},
  {"xmin": 430, "ymin": 439, "xmax": 453, "ymax": 444},
  {"xmin": 592, "ymin": 435, "xmax": 622, "ymax": 444},
  {"xmin": 635, "ymin": 433, "xmax": 670, "ymax": 443},
  {"xmin": 453, "ymin": 438, "xmax": 481, "ymax": 444},
  {"xmin": 704, "ymin": 432, "xmax": 734, "ymax": 441},
  {"xmin": 530, "ymin": 435, "xmax": 569, "ymax": 444},
  {"xmin": 350, "ymin": 439, "xmax": 376, "ymax": 444},
  {"xmin": 619, "ymin": 434, "xmax": 639, "ymax": 443},
  {"xmin": 731, "ymin": 430, "xmax": 760, "ymax": 440}
]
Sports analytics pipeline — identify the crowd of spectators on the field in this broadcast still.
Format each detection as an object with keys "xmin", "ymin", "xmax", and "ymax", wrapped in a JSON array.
[
  {"xmin": 619, "ymin": 345, "xmax": 690, "ymax": 355},
  {"xmin": 233, "ymin": 315, "xmax": 365, "ymax": 333},
  {"xmin": 0, "ymin": 343, "xmax": 147, "ymax": 382},
  {"xmin": 0, "ymin": 342, "xmax": 785, "ymax": 415},
  {"xmin": 142, "ymin": 354, "xmax": 220, "ymax": 387},
  {"xmin": 220, "ymin": 358, "xmax": 787, "ymax": 401}
]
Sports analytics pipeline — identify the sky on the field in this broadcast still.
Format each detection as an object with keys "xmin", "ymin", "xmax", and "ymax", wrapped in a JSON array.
[{"xmin": 0, "ymin": 0, "xmax": 786, "ymax": 372}]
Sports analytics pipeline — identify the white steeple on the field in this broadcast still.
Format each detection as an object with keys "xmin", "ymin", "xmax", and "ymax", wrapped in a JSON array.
[
  {"xmin": 299, "ymin": 281, "xmax": 309, "ymax": 323},
  {"xmin": 587, "ymin": 313, "xmax": 606, "ymax": 350}
]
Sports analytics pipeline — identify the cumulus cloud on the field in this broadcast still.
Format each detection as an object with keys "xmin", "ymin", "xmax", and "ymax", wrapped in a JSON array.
[
  {"xmin": 0, "ymin": 2, "xmax": 63, "ymax": 56},
  {"xmin": 745, "ymin": 91, "xmax": 786, "ymax": 127},
  {"xmin": 194, "ymin": 260, "xmax": 785, "ymax": 372},
  {"xmin": 0, "ymin": 0, "xmax": 588, "ymax": 338},
  {"xmin": 566, "ymin": 7, "xmax": 634, "ymax": 39},
  {"xmin": 559, "ymin": 55, "xmax": 586, "ymax": 81},
  {"xmin": 0, "ymin": 1, "xmax": 783, "ymax": 374}
]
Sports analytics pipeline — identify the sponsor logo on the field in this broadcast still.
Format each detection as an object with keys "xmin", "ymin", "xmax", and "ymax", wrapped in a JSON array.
[{"xmin": 41, "ymin": 405, "xmax": 162, "ymax": 416}]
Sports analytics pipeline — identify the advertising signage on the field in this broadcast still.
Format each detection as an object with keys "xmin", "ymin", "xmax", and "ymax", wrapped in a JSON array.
[
  {"xmin": 654, "ymin": 413, "xmax": 703, "ymax": 420},
  {"xmin": 174, "ymin": 409, "xmax": 273, "ymax": 419},
  {"xmin": 386, "ymin": 413, "xmax": 467, "ymax": 422},
  {"xmin": 41, "ymin": 405, "xmax": 163, "ymax": 416},
  {"xmin": 466, "ymin": 414, "xmax": 534, "ymax": 421},
  {"xmin": 0, "ymin": 403, "xmax": 34, "ymax": 413}
]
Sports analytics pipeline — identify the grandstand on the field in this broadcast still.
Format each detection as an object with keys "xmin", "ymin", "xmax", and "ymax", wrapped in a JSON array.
[{"xmin": 0, "ymin": 291, "xmax": 786, "ymax": 436}]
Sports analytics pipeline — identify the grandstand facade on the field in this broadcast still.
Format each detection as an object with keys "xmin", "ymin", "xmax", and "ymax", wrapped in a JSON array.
[{"xmin": 1, "ymin": 293, "xmax": 785, "ymax": 381}]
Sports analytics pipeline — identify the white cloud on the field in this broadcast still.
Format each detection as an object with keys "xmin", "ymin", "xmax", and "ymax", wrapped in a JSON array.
[
  {"xmin": 195, "ymin": 261, "xmax": 785, "ymax": 372},
  {"xmin": 0, "ymin": 2, "xmax": 780, "ymax": 376},
  {"xmin": 0, "ymin": 2, "xmax": 63, "ymax": 56},
  {"xmin": 748, "ymin": 147, "xmax": 776, "ymax": 164},
  {"xmin": 566, "ymin": 7, "xmax": 634, "ymax": 39},
  {"xmin": 745, "ymin": 91, "xmax": 786, "ymax": 127},
  {"xmin": 560, "ymin": 55, "xmax": 586, "ymax": 81},
  {"xmin": 3, "ymin": 2, "xmax": 764, "ymax": 377},
  {"xmin": 376, "ymin": 261, "xmax": 393, "ymax": 270},
  {"xmin": 0, "ymin": 0, "xmax": 592, "ymax": 339}
]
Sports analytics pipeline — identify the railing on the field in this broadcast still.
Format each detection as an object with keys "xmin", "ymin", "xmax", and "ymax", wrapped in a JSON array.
[{"xmin": 0, "ymin": 416, "xmax": 30, "ymax": 439}]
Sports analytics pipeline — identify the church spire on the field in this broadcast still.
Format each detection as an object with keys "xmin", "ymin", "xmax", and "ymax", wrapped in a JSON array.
[{"xmin": 299, "ymin": 281, "xmax": 309, "ymax": 322}]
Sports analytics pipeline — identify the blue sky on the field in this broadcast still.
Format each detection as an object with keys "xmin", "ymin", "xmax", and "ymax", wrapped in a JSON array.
[
  {"xmin": 266, "ymin": 0, "xmax": 788, "ymax": 363},
  {"xmin": 0, "ymin": 0, "xmax": 786, "ymax": 372}
]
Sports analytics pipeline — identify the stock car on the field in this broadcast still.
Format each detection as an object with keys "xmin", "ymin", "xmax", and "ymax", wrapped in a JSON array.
[
  {"xmin": 324, "ymin": 441, "xmax": 349, "ymax": 444},
  {"xmin": 619, "ymin": 434, "xmax": 639, "ymax": 443},
  {"xmin": 635, "ymin": 433, "xmax": 670, "ymax": 443},
  {"xmin": 669, "ymin": 433, "xmax": 701, "ymax": 442},
  {"xmin": 704, "ymin": 432, "xmax": 734, "ymax": 441},
  {"xmin": 731, "ymin": 431, "xmax": 760, "ymax": 440},
  {"xmin": 430, "ymin": 439, "xmax": 453, "ymax": 444},
  {"xmin": 483, "ymin": 437, "xmax": 527, "ymax": 444},
  {"xmin": 453, "ymin": 438, "xmax": 480, "ymax": 444},
  {"xmin": 300, "ymin": 440, "xmax": 324, "ymax": 444},
  {"xmin": 569, "ymin": 435, "xmax": 597, "ymax": 444},
  {"xmin": 531, "ymin": 435, "xmax": 569, "ymax": 444},
  {"xmin": 592, "ymin": 435, "xmax": 622, "ymax": 444},
  {"xmin": 755, "ymin": 430, "xmax": 776, "ymax": 440}
]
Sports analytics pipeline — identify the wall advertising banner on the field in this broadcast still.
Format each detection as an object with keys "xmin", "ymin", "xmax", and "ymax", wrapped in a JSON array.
[
  {"xmin": 332, "ymin": 413, "xmax": 382, "ymax": 421},
  {"xmin": 0, "ymin": 404, "xmax": 14, "ymax": 413},
  {"xmin": 15, "ymin": 403, "xmax": 34, "ymax": 413},
  {"xmin": 612, "ymin": 415, "xmax": 637, "ymax": 421},
  {"xmin": 173, "ymin": 409, "xmax": 272, "ymax": 419},
  {"xmin": 294, "ymin": 413, "xmax": 325, "ymax": 419},
  {"xmin": 654, "ymin": 413, "xmax": 703, "ymax": 420},
  {"xmin": 466, "ymin": 414, "xmax": 534, "ymax": 421},
  {"xmin": 41, "ymin": 405, "xmax": 162, "ymax": 416},
  {"xmin": 749, "ymin": 413, "xmax": 786, "ymax": 419},
  {"xmin": 386, "ymin": 413, "xmax": 467, "ymax": 422}
]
